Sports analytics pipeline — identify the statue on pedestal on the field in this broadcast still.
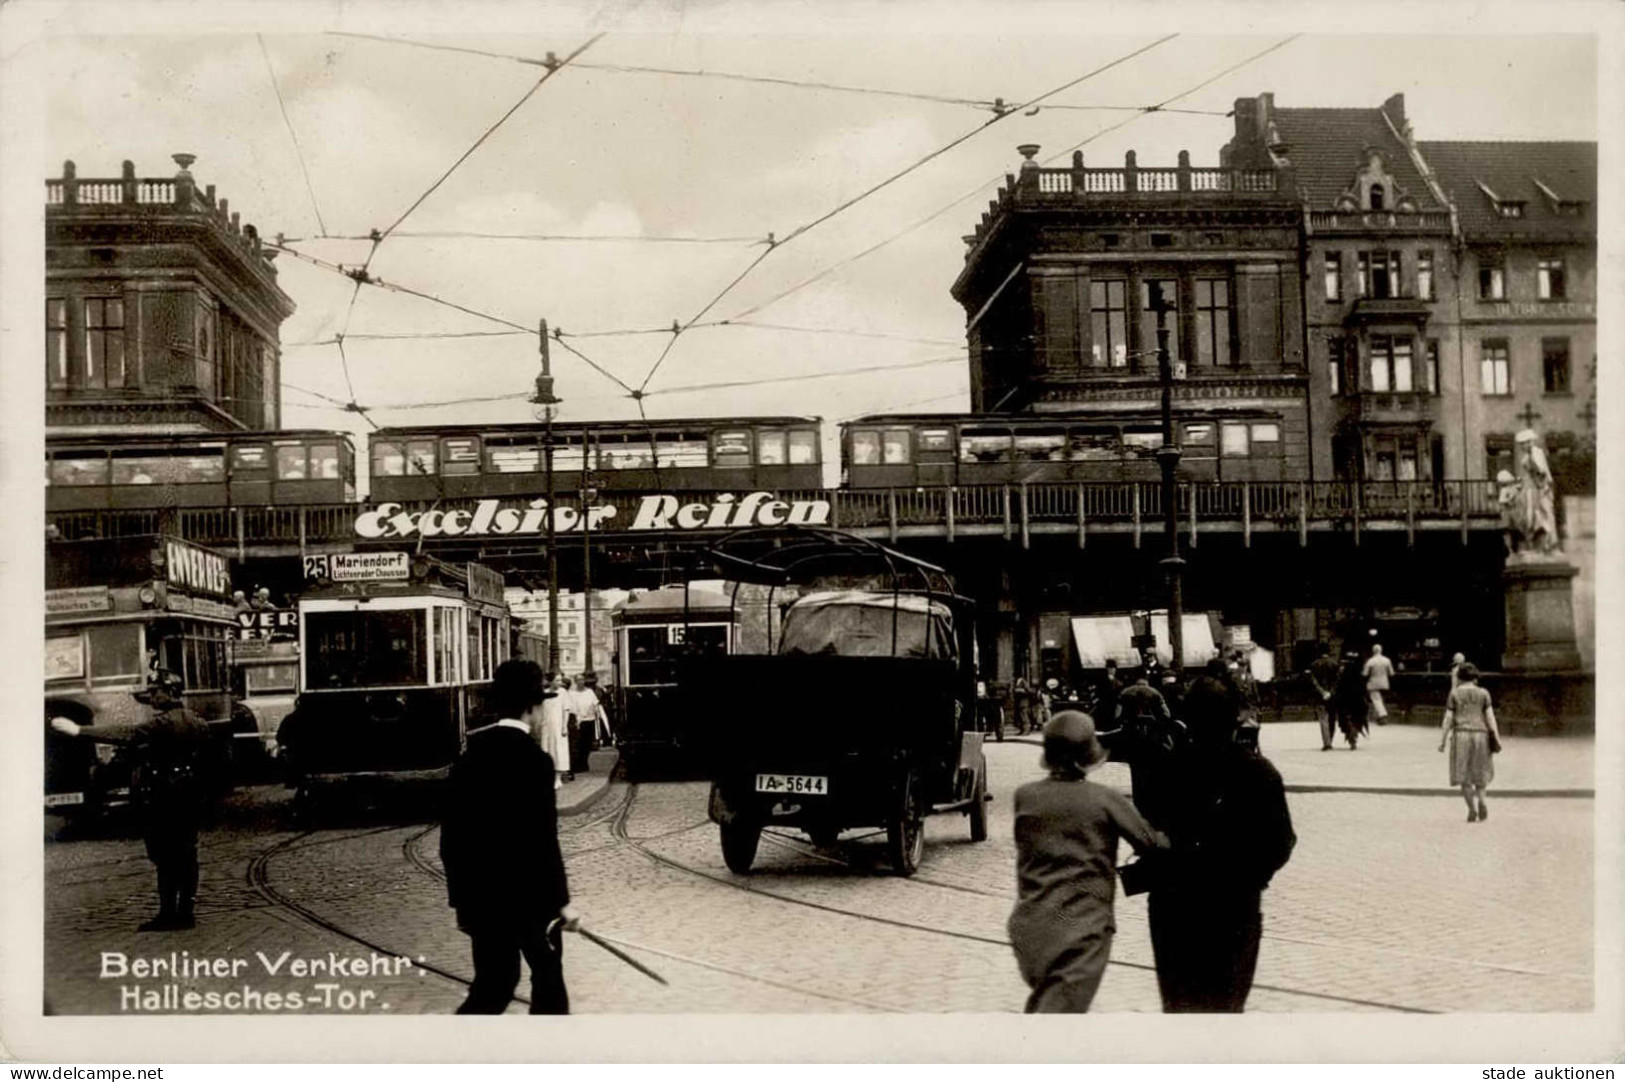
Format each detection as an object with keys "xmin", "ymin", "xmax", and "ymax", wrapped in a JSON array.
[{"xmin": 1501, "ymin": 428, "xmax": 1562, "ymax": 560}]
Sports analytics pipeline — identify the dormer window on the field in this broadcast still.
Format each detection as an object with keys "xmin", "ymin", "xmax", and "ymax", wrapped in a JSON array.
[
  {"xmin": 1496, "ymin": 201, "xmax": 1525, "ymax": 219},
  {"xmin": 1534, "ymin": 178, "xmax": 1589, "ymax": 217},
  {"xmin": 1368, "ymin": 184, "xmax": 1385, "ymax": 211}
]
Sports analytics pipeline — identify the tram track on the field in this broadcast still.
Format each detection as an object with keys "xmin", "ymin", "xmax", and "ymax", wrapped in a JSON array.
[{"xmin": 613, "ymin": 783, "xmax": 1441, "ymax": 1014}]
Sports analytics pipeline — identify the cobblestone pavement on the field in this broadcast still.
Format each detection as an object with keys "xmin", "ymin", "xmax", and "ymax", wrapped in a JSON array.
[{"xmin": 42, "ymin": 741, "xmax": 1591, "ymax": 1015}]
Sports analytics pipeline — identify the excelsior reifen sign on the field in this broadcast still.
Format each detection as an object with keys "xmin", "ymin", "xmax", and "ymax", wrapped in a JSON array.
[{"xmin": 353, "ymin": 492, "xmax": 831, "ymax": 540}]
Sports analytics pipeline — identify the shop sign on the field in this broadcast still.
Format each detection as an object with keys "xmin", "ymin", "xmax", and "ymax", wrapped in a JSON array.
[
  {"xmin": 164, "ymin": 539, "xmax": 231, "ymax": 599},
  {"xmin": 353, "ymin": 492, "xmax": 831, "ymax": 541},
  {"xmin": 237, "ymin": 609, "xmax": 298, "ymax": 642},
  {"xmin": 45, "ymin": 586, "xmax": 111, "ymax": 615},
  {"xmin": 466, "ymin": 563, "xmax": 506, "ymax": 607}
]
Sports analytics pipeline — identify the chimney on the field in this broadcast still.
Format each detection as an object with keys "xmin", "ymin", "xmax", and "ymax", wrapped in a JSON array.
[
  {"xmin": 1233, "ymin": 96, "xmax": 1258, "ymax": 143},
  {"xmin": 1382, "ymin": 93, "xmax": 1405, "ymax": 127},
  {"xmin": 1259, "ymin": 92, "xmax": 1274, "ymax": 130}
]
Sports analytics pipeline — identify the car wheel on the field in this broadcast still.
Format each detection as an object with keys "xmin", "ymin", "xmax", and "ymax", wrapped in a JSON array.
[
  {"xmin": 887, "ymin": 771, "xmax": 925, "ymax": 877},
  {"xmin": 720, "ymin": 818, "xmax": 761, "ymax": 875},
  {"xmin": 968, "ymin": 768, "xmax": 988, "ymax": 843}
]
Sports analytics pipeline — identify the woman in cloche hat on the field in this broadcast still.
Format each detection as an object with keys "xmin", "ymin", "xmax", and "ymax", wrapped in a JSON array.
[{"xmin": 1006, "ymin": 711, "xmax": 1168, "ymax": 1012}]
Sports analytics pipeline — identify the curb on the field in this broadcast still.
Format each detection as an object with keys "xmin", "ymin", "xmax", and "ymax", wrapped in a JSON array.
[
  {"xmin": 1284, "ymin": 784, "xmax": 1593, "ymax": 798},
  {"xmin": 559, "ymin": 749, "xmax": 619, "ymax": 817}
]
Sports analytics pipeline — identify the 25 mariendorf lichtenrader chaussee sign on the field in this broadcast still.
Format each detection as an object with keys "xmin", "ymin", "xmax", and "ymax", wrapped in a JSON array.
[{"xmin": 352, "ymin": 491, "xmax": 832, "ymax": 541}]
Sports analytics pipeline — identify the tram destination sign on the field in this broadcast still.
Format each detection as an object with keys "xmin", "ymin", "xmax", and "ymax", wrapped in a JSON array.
[
  {"xmin": 306, "ymin": 551, "xmax": 412, "ymax": 582},
  {"xmin": 353, "ymin": 491, "xmax": 831, "ymax": 541}
]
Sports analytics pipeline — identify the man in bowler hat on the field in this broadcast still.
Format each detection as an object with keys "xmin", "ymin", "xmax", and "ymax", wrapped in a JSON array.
[{"xmin": 440, "ymin": 659, "xmax": 579, "ymax": 1013}]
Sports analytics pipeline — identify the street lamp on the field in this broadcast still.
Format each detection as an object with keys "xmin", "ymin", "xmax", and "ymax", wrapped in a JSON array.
[
  {"xmin": 530, "ymin": 319, "xmax": 561, "ymax": 675},
  {"xmin": 1149, "ymin": 282, "xmax": 1186, "ymax": 682},
  {"xmin": 581, "ymin": 483, "xmax": 598, "ymax": 679}
]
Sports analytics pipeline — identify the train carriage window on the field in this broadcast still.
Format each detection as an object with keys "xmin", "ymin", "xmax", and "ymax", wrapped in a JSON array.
[
  {"xmin": 850, "ymin": 429, "xmax": 881, "ymax": 465},
  {"xmin": 960, "ymin": 430, "xmax": 1013, "ymax": 463},
  {"xmin": 441, "ymin": 437, "xmax": 481, "ymax": 476},
  {"xmin": 655, "ymin": 433, "xmax": 709, "ymax": 469},
  {"xmin": 87, "ymin": 624, "xmax": 142, "ymax": 686},
  {"xmin": 1249, "ymin": 423, "xmax": 1281, "ymax": 452},
  {"xmin": 1014, "ymin": 430, "xmax": 1066, "ymax": 462},
  {"xmin": 1068, "ymin": 429, "xmax": 1121, "ymax": 461},
  {"xmin": 917, "ymin": 428, "xmax": 954, "ymax": 459},
  {"xmin": 550, "ymin": 436, "xmax": 588, "ymax": 472},
  {"xmin": 112, "ymin": 452, "xmax": 224, "ymax": 485},
  {"xmin": 757, "ymin": 430, "xmax": 787, "ymax": 465},
  {"xmin": 1122, "ymin": 429, "xmax": 1165, "ymax": 454},
  {"xmin": 406, "ymin": 439, "xmax": 438, "ymax": 477},
  {"xmin": 486, "ymin": 438, "xmax": 540, "ymax": 473},
  {"xmin": 1183, "ymin": 423, "xmax": 1216, "ymax": 452},
  {"xmin": 275, "ymin": 445, "xmax": 307, "ymax": 480},
  {"xmin": 230, "ymin": 445, "xmax": 270, "ymax": 472},
  {"xmin": 309, "ymin": 443, "xmax": 341, "ymax": 480},
  {"xmin": 1221, "ymin": 423, "xmax": 1250, "ymax": 457},
  {"xmin": 713, "ymin": 430, "xmax": 752, "ymax": 468},
  {"xmin": 788, "ymin": 429, "xmax": 819, "ymax": 465},
  {"xmin": 882, "ymin": 429, "xmax": 912, "ymax": 464},
  {"xmin": 372, "ymin": 440, "xmax": 406, "ymax": 477},
  {"xmin": 49, "ymin": 455, "xmax": 110, "ymax": 486},
  {"xmin": 600, "ymin": 434, "xmax": 655, "ymax": 471}
]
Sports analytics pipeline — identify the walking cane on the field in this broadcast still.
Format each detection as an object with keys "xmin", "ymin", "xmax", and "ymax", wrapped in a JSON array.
[{"xmin": 554, "ymin": 920, "xmax": 668, "ymax": 985}]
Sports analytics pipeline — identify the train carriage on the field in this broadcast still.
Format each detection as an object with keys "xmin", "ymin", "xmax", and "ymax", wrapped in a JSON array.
[
  {"xmin": 46, "ymin": 430, "xmax": 356, "ymax": 511},
  {"xmin": 840, "ymin": 412, "xmax": 1292, "ymax": 488},
  {"xmin": 368, "ymin": 416, "xmax": 823, "ymax": 503}
]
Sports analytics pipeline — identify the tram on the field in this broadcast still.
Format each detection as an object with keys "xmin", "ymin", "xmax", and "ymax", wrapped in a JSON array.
[
  {"xmin": 44, "ymin": 536, "xmax": 237, "ymax": 817},
  {"xmin": 610, "ymin": 584, "xmax": 741, "ymax": 772},
  {"xmin": 367, "ymin": 416, "xmax": 824, "ymax": 503},
  {"xmin": 839, "ymin": 412, "xmax": 1294, "ymax": 487},
  {"xmin": 275, "ymin": 555, "xmax": 510, "ymax": 808}
]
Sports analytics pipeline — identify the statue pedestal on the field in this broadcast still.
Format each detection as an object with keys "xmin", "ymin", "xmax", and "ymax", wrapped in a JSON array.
[{"xmin": 1501, "ymin": 557, "xmax": 1582, "ymax": 672}]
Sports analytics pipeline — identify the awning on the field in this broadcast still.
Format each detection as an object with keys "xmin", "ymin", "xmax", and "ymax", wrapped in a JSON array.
[
  {"xmin": 1149, "ymin": 613, "xmax": 1220, "ymax": 668},
  {"xmin": 1069, "ymin": 616, "xmax": 1139, "ymax": 669}
]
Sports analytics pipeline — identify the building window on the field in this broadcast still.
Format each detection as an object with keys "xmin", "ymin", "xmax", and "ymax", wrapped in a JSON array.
[
  {"xmin": 1497, "ymin": 201, "xmax": 1525, "ymax": 219},
  {"xmin": 1194, "ymin": 279, "xmax": 1231, "ymax": 366},
  {"xmin": 1323, "ymin": 253, "xmax": 1341, "ymax": 302},
  {"xmin": 1485, "ymin": 435, "xmax": 1515, "ymax": 479},
  {"xmin": 1090, "ymin": 279, "xmax": 1127, "ymax": 368},
  {"xmin": 84, "ymin": 297, "xmax": 125, "ymax": 389},
  {"xmin": 1479, "ymin": 257, "xmax": 1505, "ymax": 300},
  {"xmin": 1538, "ymin": 257, "xmax": 1567, "ymax": 300},
  {"xmin": 1416, "ymin": 250, "xmax": 1434, "ymax": 300},
  {"xmin": 1368, "ymin": 336, "xmax": 1414, "ymax": 393},
  {"xmin": 1139, "ymin": 279, "xmax": 1180, "ymax": 366},
  {"xmin": 47, "ymin": 299, "xmax": 67, "ymax": 388},
  {"xmin": 1360, "ymin": 251, "xmax": 1401, "ymax": 299},
  {"xmin": 1424, "ymin": 340, "xmax": 1441, "ymax": 395},
  {"xmin": 1356, "ymin": 253, "xmax": 1369, "ymax": 297},
  {"xmin": 1543, "ymin": 338, "xmax": 1571, "ymax": 394},
  {"xmin": 1480, "ymin": 340, "xmax": 1511, "ymax": 396},
  {"xmin": 1368, "ymin": 184, "xmax": 1385, "ymax": 211},
  {"xmin": 1327, "ymin": 336, "xmax": 1345, "ymax": 395}
]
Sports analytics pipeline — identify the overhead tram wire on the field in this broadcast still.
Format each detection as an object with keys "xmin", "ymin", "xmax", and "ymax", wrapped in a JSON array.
[
  {"xmin": 283, "ymin": 230, "xmax": 765, "ymax": 244},
  {"xmin": 633, "ymin": 32, "xmax": 1180, "ymax": 397},
  {"xmin": 725, "ymin": 33, "xmax": 1301, "ymax": 326},
  {"xmin": 257, "ymin": 35, "xmax": 327, "ymax": 236}
]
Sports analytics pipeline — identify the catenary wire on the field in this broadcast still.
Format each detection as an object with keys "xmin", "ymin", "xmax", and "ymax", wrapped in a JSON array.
[
  {"xmin": 377, "ymin": 32, "xmax": 605, "ymax": 242},
  {"xmin": 286, "ymin": 230, "xmax": 764, "ymax": 244},
  {"xmin": 257, "ymin": 35, "xmax": 327, "ymax": 236},
  {"xmin": 726, "ymin": 34, "xmax": 1299, "ymax": 324}
]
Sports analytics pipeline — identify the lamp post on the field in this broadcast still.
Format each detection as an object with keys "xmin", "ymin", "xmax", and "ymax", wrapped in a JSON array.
[
  {"xmin": 581, "ymin": 482, "xmax": 597, "ymax": 678},
  {"xmin": 531, "ymin": 320, "xmax": 561, "ymax": 675},
  {"xmin": 1150, "ymin": 282, "xmax": 1186, "ymax": 682}
]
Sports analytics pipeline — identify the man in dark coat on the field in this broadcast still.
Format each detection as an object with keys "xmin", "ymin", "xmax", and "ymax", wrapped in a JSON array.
[
  {"xmin": 440, "ymin": 659, "xmax": 579, "ymax": 1014},
  {"xmin": 1332, "ymin": 651, "xmax": 1369, "ymax": 749},
  {"xmin": 51, "ymin": 670, "xmax": 215, "ymax": 931},
  {"xmin": 1307, "ymin": 644, "xmax": 1343, "ymax": 751},
  {"xmin": 1144, "ymin": 675, "xmax": 1296, "ymax": 1012},
  {"xmin": 1104, "ymin": 671, "xmax": 1183, "ymax": 827}
]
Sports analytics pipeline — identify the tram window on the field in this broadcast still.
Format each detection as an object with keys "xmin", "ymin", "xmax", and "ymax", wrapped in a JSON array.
[
  {"xmin": 308, "ymin": 443, "xmax": 341, "ymax": 480},
  {"xmin": 406, "ymin": 440, "xmax": 438, "ymax": 477},
  {"xmin": 757, "ymin": 430, "xmax": 787, "ymax": 465},
  {"xmin": 882, "ymin": 429, "xmax": 912, "ymax": 464},
  {"xmin": 466, "ymin": 616, "xmax": 482, "ymax": 682},
  {"xmin": 306, "ymin": 609, "xmax": 428, "ymax": 689},
  {"xmin": 655, "ymin": 434, "xmax": 709, "ymax": 469},
  {"xmin": 372, "ymin": 441, "xmax": 406, "ymax": 477},
  {"xmin": 87, "ymin": 624, "xmax": 142, "ymax": 685},
  {"xmin": 441, "ymin": 437, "xmax": 481, "ymax": 476},
  {"xmin": 850, "ymin": 429, "xmax": 881, "ymax": 465},
  {"xmin": 182, "ymin": 627, "xmax": 227, "ymax": 692},
  {"xmin": 1183, "ymin": 423, "xmax": 1216, "ymax": 451},
  {"xmin": 231, "ymin": 445, "xmax": 270, "ymax": 472},
  {"xmin": 1014, "ymin": 430, "xmax": 1066, "ymax": 462},
  {"xmin": 714, "ymin": 430, "xmax": 752, "ymax": 468},
  {"xmin": 1068, "ymin": 429, "xmax": 1120, "ymax": 461},
  {"xmin": 1122, "ymin": 430, "xmax": 1165, "ymax": 454},
  {"xmin": 960, "ymin": 431, "xmax": 1012, "ymax": 463},
  {"xmin": 1221, "ymin": 423, "xmax": 1250, "ymax": 457},
  {"xmin": 45, "ymin": 635, "xmax": 85, "ymax": 682},
  {"xmin": 49, "ymin": 455, "xmax": 110, "ymax": 486},
  {"xmin": 486, "ymin": 439, "xmax": 539, "ymax": 473},
  {"xmin": 245, "ymin": 662, "xmax": 298, "ymax": 695},
  {"xmin": 275, "ymin": 445, "xmax": 308, "ymax": 480},
  {"xmin": 788, "ymin": 430, "xmax": 818, "ymax": 464}
]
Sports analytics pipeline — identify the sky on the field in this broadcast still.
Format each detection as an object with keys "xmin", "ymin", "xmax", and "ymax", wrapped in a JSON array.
[{"xmin": 25, "ymin": 3, "xmax": 1604, "ymax": 489}]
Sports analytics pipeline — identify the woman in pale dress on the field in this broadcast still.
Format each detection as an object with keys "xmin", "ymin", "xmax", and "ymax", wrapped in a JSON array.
[
  {"xmin": 1438, "ymin": 663, "xmax": 1501, "ymax": 822},
  {"xmin": 538, "ymin": 673, "xmax": 570, "ymax": 788}
]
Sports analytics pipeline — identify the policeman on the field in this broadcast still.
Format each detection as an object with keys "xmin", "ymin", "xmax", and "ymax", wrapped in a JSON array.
[{"xmin": 52, "ymin": 670, "xmax": 215, "ymax": 931}]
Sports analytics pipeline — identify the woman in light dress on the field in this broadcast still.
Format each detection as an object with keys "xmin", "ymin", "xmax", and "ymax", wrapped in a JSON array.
[
  {"xmin": 537, "ymin": 673, "xmax": 570, "ymax": 788},
  {"xmin": 1438, "ymin": 663, "xmax": 1501, "ymax": 822}
]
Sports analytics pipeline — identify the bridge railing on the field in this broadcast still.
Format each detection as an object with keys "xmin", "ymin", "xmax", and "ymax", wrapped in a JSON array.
[{"xmin": 45, "ymin": 480, "xmax": 1506, "ymax": 548}]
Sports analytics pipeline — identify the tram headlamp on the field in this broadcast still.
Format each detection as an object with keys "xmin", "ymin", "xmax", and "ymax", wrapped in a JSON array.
[{"xmin": 139, "ymin": 586, "xmax": 157, "ymax": 606}]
